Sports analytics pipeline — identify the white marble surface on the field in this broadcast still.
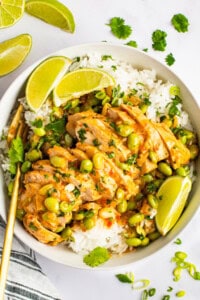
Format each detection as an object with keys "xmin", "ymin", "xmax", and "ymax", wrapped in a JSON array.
[{"xmin": 1, "ymin": 1, "xmax": 200, "ymax": 299}]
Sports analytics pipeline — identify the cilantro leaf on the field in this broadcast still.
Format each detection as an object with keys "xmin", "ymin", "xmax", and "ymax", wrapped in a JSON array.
[
  {"xmin": 83, "ymin": 247, "xmax": 110, "ymax": 267},
  {"xmin": 126, "ymin": 40, "xmax": 138, "ymax": 48},
  {"xmin": 152, "ymin": 29, "xmax": 167, "ymax": 51},
  {"xmin": 107, "ymin": 17, "xmax": 132, "ymax": 39},
  {"xmin": 45, "ymin": 117, "xmax": 66, "ymax": 134},
  {"xmin": 165, "ymin": 53, "xmax": 175, "ymax": 66},
  {"xmin": 116, "ymin": 273, "xmax": 134, "ymax": 283},
  {"xmin": 171, "ymin": 13, "xmax": 189, "ymax": 33},
  {"xmin": 8, "ymin": 137, "xmax": 24, "ymax": 175}
]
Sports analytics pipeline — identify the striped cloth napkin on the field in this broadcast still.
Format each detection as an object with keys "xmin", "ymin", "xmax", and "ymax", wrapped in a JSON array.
[{"xmin": 0, "ymin": 217, "xmax": 62, "ymax": 300}]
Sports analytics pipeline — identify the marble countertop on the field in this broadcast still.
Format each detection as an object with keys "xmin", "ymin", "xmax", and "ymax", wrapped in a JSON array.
[{"xmin": 1, "ymin": 1, "xmax": 200, "ymax": 299}]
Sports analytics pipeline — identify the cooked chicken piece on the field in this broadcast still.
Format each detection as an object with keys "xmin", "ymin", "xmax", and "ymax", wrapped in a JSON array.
[
  {"xmin": 32, "ymin": 160, "xmax": 55, "ymax": 173},
  {"xmin": 106, "ymin": 107, "xmax": 137, "ymax": 125},
  {"xmin": 122, "ymin": 105, "xmax": 169, "ymax": 164},
  {"xmin": 154, "ymin": 122, "xmax": 191, "ymax": 168},
  {"xmin": 47, "ymin": 145, "xmax": 76, "ymax": 161},
  {"xmin": 66, "ymin": 110, "xmax": 100, "ymax": 137},
  {"xmin": 69, "ymin": 148, "xmax": 89, "ymax": 160},
  {"xmin": 23, "ymin": 214, "xmax": 63, "ymax": 245},
  {"xmin": 75, "ymin": 117, "xmax": 131, "ymax": 160},
  {"xmin": 24, "ymin": 170, "xmax": 56, "ymax": 185}
]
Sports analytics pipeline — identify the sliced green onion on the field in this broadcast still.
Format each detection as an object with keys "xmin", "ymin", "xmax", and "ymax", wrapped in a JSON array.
[
  {"xmin": 132, "ymin": 279, "xmax": 150, "ymax": 290},
  {"xmin": 174, "ymin": 238, "xmax": 182, "ymax": 245},
  {"xmin": 141, "ymin": 289, "xmax": 148, "ymax": 300},
  {"xmin": 148, "ymin": 288, "xmax": 156, "ymax": 296}
]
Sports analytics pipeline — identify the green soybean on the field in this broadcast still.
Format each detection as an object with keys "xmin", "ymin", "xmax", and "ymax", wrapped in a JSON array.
[
  {"xmin": 80, "ymin": 159, "xmax": 93, "ymax": 173},
  {"xmin": 83, "ymin": 218, "xmax": 95, "ymax": 230},
  {"xmin": 141, "ymin": 237, "xmax": 150, "ymax": 246},
  {"xmin": 147, "ymin": 194, "xmax": 158, "ymax": 209},
  {"xmin": 60, "ymin": 201, "xmax": 72, "ymax": 213},
  {"xmin": 33, "ymin": 127, "xmax": 46, "ymax": 137},
  {"xmin": 65, "ymin": 133, "xmax": 73, "ymax": 147},
  {"xmin": 26, "ymin": 149, "xmax": 42, "ymax": 162},
  {"xmin": 128, "ymin": 213, "xmax": 144, "ymax": 226},
  {"xmin": 189, "ymin": 144, "xmax": 199, "ymax": 159},
  {"xmin": 116, "ymin": 124, "xmax": 133, "ymax": 137},
  {"xmin": 127, "ymin": 133, "xmax": 140, "ymax": 150},
  {"xmin": 175, "ymin": 166, "xmax": 189, "ymax": 177},
  {"xmin": 115, "ymin": 188, "xmax": 125, "ymax": 201},
  {"xmin": 16, "ymin": 209, "xmax": 25, "ymax": 220},
  {"xmin": 21, "ymin": 161, "xmax": 32, "ymax": 173},
  {"xmin": 44, "ymin": 197, "xmax": 59, "ymax": 213},
  {"xmin": 158, "ymin": 162, "xmax": 172, "ymax": 176},
  {"xmin": 50, "ymin": 156, "xmax": 66, "ymax": 168},
  {"xmin": 117, "ymin": 200, "xmax": 128, "ymax": 213},
  {"xmin": 149, "ymin": 151, "xmax": 157, "ymax": 163},
  {"xmin": 142, "ymin": 173, "xmax": 154, "ymax": 183},
  {"xmin": 61, "ymin": 227, "xmax": 72, "ymax": 239},
  {"xmin": 125, "ymin": 237, "xmax": 142, "ymax": 247}
]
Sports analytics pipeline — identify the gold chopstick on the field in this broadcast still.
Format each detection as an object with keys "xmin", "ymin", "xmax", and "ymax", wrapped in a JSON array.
[{"xmin": 0, "ymin": 118, "xmax": 24, "ymax": 298}]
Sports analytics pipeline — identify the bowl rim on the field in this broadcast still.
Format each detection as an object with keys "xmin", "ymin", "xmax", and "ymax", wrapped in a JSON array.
[{"xmin": 1, "ymin": 42, "xmax": 200, "ymax": 269}]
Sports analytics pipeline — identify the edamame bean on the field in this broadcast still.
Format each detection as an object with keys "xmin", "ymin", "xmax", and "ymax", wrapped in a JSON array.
[
  {"xmin": 117, "ymin": 200, "xmax": 128, "ymax": 213},
  {"xmin": 39, "ymin": 184, "xmax": 54, "ymax": 195},
  {"xmin": 116, "ymin": 124, "xmax": 133, "ymax": 137},
  {"xmin": 80, "ymin": 159, "xmax": 93, "ymax": 173},
  {"xmin": 127, "ymin": 133, "xmax": 140, "ymax": 150},
  {"xmin": 148, "ymin": 231, "xmax": 160, "ymax": 241},
  {"xmin": 74, "ymin": 211, "xmax": 85, "ymax": 220},
  {"xmin": 142, "ymin": 173, "xmax": 154, "ymax": 183},
  {"xmin": 44, "ymin": 197, "xmax": 59, "ymax": 213},
  {"xmin": 26, "ymin": 149, "xmax": 42, "ymax": 162},
  {"xmin": 175, "ymin": 166, "xmax": 189, "ymax": 177},
  {"xmin": 139, "ymin": 103, "xmax": 148, "ymax": 114},
  {"xmin": 176, "ymin": 291, "xmax": 186, "ymax": 298},
  {"xmin": 33, "ymin": 127, "xmax": 46, "ymax": 137},
  {"xmin": 147, "ymin": 194, "xmax": 158, "ymax": 209},
  {"xmin": 60, "ymin": 201, "xmax": 72, "ymax": 213},
  {"xmin": 127, "ymin": 201, "xmax": 136, "ymax": 211},
  {"xmin": 115, "ymin": 188, "xmax": 125, "ymax": 201},
  {"xmin": 158, "ymin": 162, "xmax": 172, "ymax": 176},
  {"xmin": 141, "ymin": 237, "xmax": 150, "ymax": 246},
  {"xmin": 50, "ymin": 156, "xmax": 66, "ymax": 168},
  {"xmin": 65, "ymin": 133, "xmax": 73, "ymax": 147},
  {"xmin": 83, "ymin": 217, "xmax": 95, "ymax": 230},
  {"xmin": 189, "ymin": 144, "xmax": 199, "ymax": 160},
  {"xmin": 8, "ymin": 181, "xmax": 14, "ymax": 196},
  {"xmin": 21, "ymin": 161, "xmax": 31, "ymax": 173},
  {"xmin": 125, "ymin": 237, "xmax": 142, "ymax": 247},
  {"xmin": 92, "ymin": 152, "xmax": 104, "ymax": 169},
  {"xmin": 149, "ymin": 151, "xmax": 157, "ymax": 164},
  {"xmin": 61, "ymin": 227, "xmax": 72, "ymax": 239},
  {"xmin": 16, "ymin": 209, "xmax": 25, "ymax": 220},
  {"xmin": 128, "ymin": 213, "xmax": 144, "ymax": 226}
]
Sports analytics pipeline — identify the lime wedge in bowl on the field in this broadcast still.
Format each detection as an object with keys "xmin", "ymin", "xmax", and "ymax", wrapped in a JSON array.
[
  {"xmin": 53, "ymin": 68, "xmax": 116, "ymax": 106},
  {"xmin": 25, "ymin": 0, "xmax": 75, "ymax": 33},
  {"xmin": 156, "ymin": 176, "xmax": 192, "ymax": 236},
  {"xmin": 0, "ymin": 0, "xmax": 25, "ymax": 28},
  {"xmin": 25, "ymin": 56, "xmax": 72, "ymax": 111},
  {"xmin": 0, "ymin": 34, "xmax": 32, "ymax": 77}
]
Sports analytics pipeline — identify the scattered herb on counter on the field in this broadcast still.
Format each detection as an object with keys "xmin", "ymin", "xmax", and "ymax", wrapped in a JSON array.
[
  {"xmin": 116, "ymin": 272, "xmax": 134, "ymax": 283},
  {"xmin": 152, "ymin": 29, "xmax": 167, "ymax": 51},
  {"xmin": 107, "ymin": 17, "xmax": 132, "ymax": 39},
  {"xmin": 126, "ymin": 40, "xmax": 138, "ymax": 48},
  {"xmin": 83, "ymin": 246, "xmax": 110, "ymax": 267},
  {"xmin": 171, "ymin": 13, "xmax": 189, "ymax": 33},
  {"xmin": 174, "ymin": 238, "xmax": 182, "ymax": 245},
  {"xmin": 165, "ymin": 53, "xmax": 175, "ymax": 66}
]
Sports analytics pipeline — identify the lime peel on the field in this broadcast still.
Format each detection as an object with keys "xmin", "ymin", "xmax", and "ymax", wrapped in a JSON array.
[
  {"xmin": 25, "ymin": 56, "xmax": 72, "ymax": 111},
  {"xmin": 156, "ymin": 176, "xmax": 192, "ymax": 236}
]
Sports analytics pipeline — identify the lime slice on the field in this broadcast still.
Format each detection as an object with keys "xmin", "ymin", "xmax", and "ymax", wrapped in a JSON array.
[
  {"xmin": 53, "ymin": 68, "xmax": 116, "ymax": 106},
  {"xmin": 26, "ymin": 56, "xmax": 72, "ymax": 111},
  {"xmin": 25, "ymin": 0, "xmax": 75, "ymax": 33},
  {"xmin": 0, "ymin": 0, "xmax": 25, "ymax": 28},
  {"xmin": 156, "ymin": 176, "xmax": 192, "ymax": 236},
  {"xmin": 0, "ymin": 34, "xmax": 32, "ymax": 77}
]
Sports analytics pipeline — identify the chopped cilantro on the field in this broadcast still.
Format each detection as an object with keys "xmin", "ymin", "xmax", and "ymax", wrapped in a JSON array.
[
  {"xmin": 31, "ymin": 119, "xmax": 43, "ymax": 128},
  {"xmin": 93, "ymin": 138, "xmax": 101, "ymax": 146},
  {"xmin": 73, "ymin": 187, "xmax": 80, "ymax": 198},
  {"xmin": 115, "ymin": 272, "xmax": 134, "ymax": 283},
  {"xmin": 8, "ymin": 137, "xmax": 24, "ymax": 175},
  {"xmin": 29, "ymin": 222, "xmax": 38, "ymax": 231},
  {"xmin": 165, "ymin": 53, "xmax": 175, "ymax": 66},
  {"xmin": 143, "ymin": 48, "xmax": 148, "ymax": 52},
  {"xmin": 126, "ymin": 40, "xmax": 138, "ymax": 48},
  {"xmin": 171, "ymin": 13, "xmax": 189, "ymax": 33},
  {"xmin": 126, "ymin": 154, "xmax": 137, "ymax": 165},
  {"xmin": 174, "ymin": 238, "xmax": 182, "ymax": 245},
  {"xmin": 108, "ymin": 139, "xmax": 116, "ymax": 147},
  {"xmin": 107, "ymin": 17, "xmax": 132, "ymax": 39},
  {"xmin": 45, "ymin": 117, "xmax": 66, "ymax": 134},
  {"xmin": 107, "ymin": 152, "xmax": 115, "ymax": 159},
  {"xmin": 101, "ymin": 55, "xmax": 113, "ymax": 61},
  {"xmin": 167, "ymin": 286, "xmax": 173, "ymax": 292},
  {"xmin": 152, "ymin": 29, "xmax": 167, "ymax": 51},
  {"xmin": 83, "ymin": 246, "xmax": 110, "ymax": 267},
  {"xmin": 77, "ymin": 128, "xmax": 87, "ymax": 142},
  {"xmin": 111, "ymin": 65, "xmax": 117, "ymax": 71}
]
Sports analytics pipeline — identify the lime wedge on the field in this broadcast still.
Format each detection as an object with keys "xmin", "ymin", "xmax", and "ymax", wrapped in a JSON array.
[
  {"xmin": 26, "ymin": 56, "xmax": 72, "ymax": 111},
  {"xmin": 0, "ymin": 0, "xmax": 25, "ymax": 28},
  {"xmin": 25, "ymin": 0, "xmax": 75, "ymax": 33},
  {"xmin": 0, "ymin": 34, "xmax": 32, "ymax": 77},
  {"xmin": 53, "ymin": 68, "xmax": 116, "ymax": 106},
  {"xmin": 156, "ymin": 176, "xmax": 192, "ymax": 236}
]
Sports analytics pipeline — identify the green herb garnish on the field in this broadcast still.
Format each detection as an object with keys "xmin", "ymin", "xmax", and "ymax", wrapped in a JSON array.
[
  {"xmin": 31, "ymin": 119, "xmax": 43, "ymax": 128},
  {"xmin": 152, "ymin": 29, "xmax": 167, "ymax": 51},
  {"xmin": 101, "ymin": 55, "xmax": 113, "ymax": 61},
  {"xmin": 107, "ymin": 17, "xmax": 132, "ymax": 39},
  {"xmin": 126, "ymin": 40, "xmax": 138, "ymax": 48},
  {"xmin": 174, "ymin": 238, "xmax": 182, "ymax": 245},
  {"xmin": 126, "ymin": 154, "xmax": 137, "ymax": 165},
  {"xmin": 45, "ymin": 117, "xmax": 66, "ymax": 134},
  {"xmin": 77, "ymin": 128, "xmax": 87, "ymax": 143},
  {"xmin": 83, "ymin": 246, "xmax": 110, "ymax": 267},
  {"xmin": 171, "ymin": 13, "xmax": 189, "ymax": 33},
  {"xmin": 73, "ymin": 187, "xmax": 80, "ymax": 198},
  {"xmin": 165, "ymin": 53, "xmax": 175, "ymax": 66},
  {"xmin": 8, "ymin": 137, "xmax": 24, "ymax": 175},
  {"xmin": 115, "ymin": 272, "xmax": 134, "ymax": 283}
]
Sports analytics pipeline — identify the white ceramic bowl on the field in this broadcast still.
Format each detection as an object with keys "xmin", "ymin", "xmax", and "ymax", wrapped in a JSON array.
[{"xmin": 1, "ymin": 43, "xmax": 200, "ymax": 269}]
